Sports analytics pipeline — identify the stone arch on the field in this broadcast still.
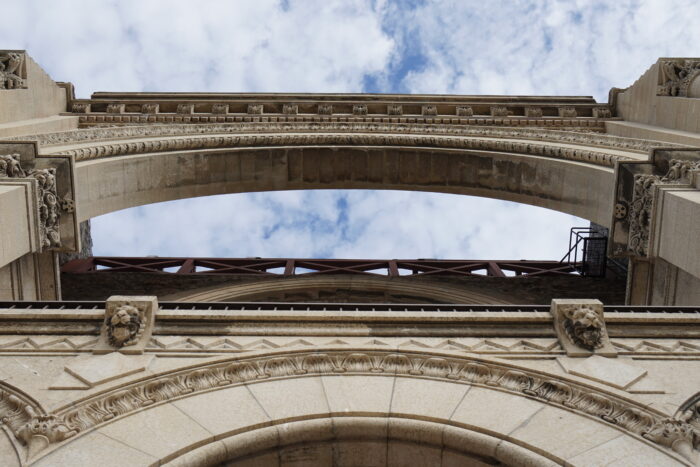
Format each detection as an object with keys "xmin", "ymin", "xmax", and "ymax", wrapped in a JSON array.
[
  {"xmin": 31, "ymin": 349, "xmax": 686, "ymax": 466},
  {"xmin": 49, "ymin": 122, "xmax": 646, "ymax": 225}
]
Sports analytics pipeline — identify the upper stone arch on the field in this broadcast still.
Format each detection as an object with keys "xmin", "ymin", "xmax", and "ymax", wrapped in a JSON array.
[{"xmin": 20, "ymin": 120, "xmax": 658, "ymax": 225}]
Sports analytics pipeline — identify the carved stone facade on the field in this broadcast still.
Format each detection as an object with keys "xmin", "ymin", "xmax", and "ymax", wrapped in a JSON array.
[
  {"xmin": 0, "ymin": 153, "xmax": 63, "ymax": 249},
  {"xmin": 658, "ymin": 59, "xmax": 700, "ymax": 97},
  {"xmin": 0, "ymin": 52, "xmax": 26, "ymax": 89},
  {"xmin": 1, "ymin": 53, "xmax": 700, "ymax": 466}
]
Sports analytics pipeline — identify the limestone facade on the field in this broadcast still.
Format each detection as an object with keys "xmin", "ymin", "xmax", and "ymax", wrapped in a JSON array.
[{"xmin": 0, "ymin": 52, "xmax": 699, "ymax": 466}]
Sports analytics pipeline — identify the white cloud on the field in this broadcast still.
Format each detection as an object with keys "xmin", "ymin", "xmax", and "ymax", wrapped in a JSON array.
[{"xmin": 3, "ymin": 0, "xmax": 696, "ymax": 261}]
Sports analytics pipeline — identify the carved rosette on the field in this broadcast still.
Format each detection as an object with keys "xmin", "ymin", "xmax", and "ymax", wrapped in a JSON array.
[
  {"xmin": 658, "ymin": 59, "xmax": 700, "ymax": 97},
  {"xmin": 0, "ymin": 52, "xmax": 26, "ymax": 89},
  {"xmin": 0, "ymin": 153, "xmax": 63, "ymax": 249}
]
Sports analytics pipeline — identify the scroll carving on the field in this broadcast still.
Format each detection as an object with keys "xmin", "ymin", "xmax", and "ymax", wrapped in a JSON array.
[
  {"xmin": 628, "ymin": 159, "xmax": 700, "ymax": 256},
  {"xmin": 0, "ymin": 52, "xmax": 26, "ymax": 89},
  {"xmin": 0, "ymin": 154, "xmax": 63, "ymax": 248},
  {"xmin": 658, "ymin": 59, "xmax": 700, "ymax": 97},
  {"xmin": 247, "ymin": 104, "xmax": 263, "ymax": 114},
  {"xmin": 318, "ymin": 104, "xmax": 333, "ymax": 115}
]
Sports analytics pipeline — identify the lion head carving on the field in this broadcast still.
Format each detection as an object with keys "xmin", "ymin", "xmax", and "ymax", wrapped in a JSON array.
[
  {"xmin": 106, "ymin": 304, "xmax": 144, "ymax": 348},
  {"xmin": 562, "ymin": 305, "xmax": 604, "ymax": 350}
]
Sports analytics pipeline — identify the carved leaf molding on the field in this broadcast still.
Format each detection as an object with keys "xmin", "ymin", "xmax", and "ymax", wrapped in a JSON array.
[
  {"xmin": 13, "ymin": 129, "xmax": 643, "ymax": 168},
  {"xmin": 7, "ymin": 121, "xmax": 668, "ymax": 156},
  {"xmin": 25, "ymin": 350, "xmax": 688, "ymax": 460}
]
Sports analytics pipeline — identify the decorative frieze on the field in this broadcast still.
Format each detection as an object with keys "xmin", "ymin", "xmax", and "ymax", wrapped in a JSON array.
[
  {"xmin": 490, "ymin": 106, "xmax": 510, "ymax": 117},
  {"xmin": 524, "ymin": 107, "xmax": 542, "ymax": 118},
  {"xmin": 50, "ymin": 349, "xmax": 671, "ymax": 455},
  {"xmin": 176, "ymin": 103, "xmax": 194, "ymax": 114},
  {"xmin": 550, "ymin": 299, "xmax": 616, "ymax": 357},
  {"xmin": 247, "ymin": 104, "xmax": 263, "ymax": 114},
  {"xmin": 0, "ymin": 51, "xmax": 26, "ymax": 89},
  {"xmin": 45, "ymin": 129, "xmax": 626, "ymax": 168},
  {"xmin": 353, "ymin": 104, "xmax": 368, "ymax": 115},
  {"xmin": 456, "ymin": 106, "xmax": 473, "ymax": 116},
  {"xmin": 422, "ymin": 105, "xmax": 437, "ymax": 116},
  {"xmin": 318, "ymin": 104, "xmax": 333, "ymax": 115},
  {"xmin": 658, "ymin": 59, "xmax": 700, "ymax": 97},
  {"xmin": 282, "ymin": 104, "xmax": 298, "ymax": 115},
  {"xmin": 558, "ymin": 106, "xmax": 577, "ymax": 118},
  {"xmin": 141, "ymin": 103, "xmax": 159, "ymax": 114},
  {"xmin": 71, "ymin": 103, "xmax": 90, "ymax": 113},
  {"xmin": 211, "ymin": 103, "xmax": 229, "ymax": 114},
  {"xmin": 387, "ymin": 104, "xmax": 402, "ymax": 115},
  {"xmin": 94, "ymin": 296, "xmax": 157, "ymax": 355},
  {"xmin": 0, "ymin": 153, "xmax": 25, "ymax": 177},
  {"xmin": 593, "ymin": 107, "xmax": 612, "ymax": 118},
  {"xmin": 105, "ymin": 103, "xmax": 125, "ymax": 114}
]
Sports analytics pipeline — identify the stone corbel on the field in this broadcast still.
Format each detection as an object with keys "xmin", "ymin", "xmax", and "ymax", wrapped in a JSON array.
[
  {"xmin": 0, "ymin": 141, "xmax": 79, "ymax": 254},
  {"xmin": 550, "ymin": 299, "xmax": 616, "ymax": 357},
  {"xmin": 94, "ymin": 296, "xmax": 158, "ymax": 355}
]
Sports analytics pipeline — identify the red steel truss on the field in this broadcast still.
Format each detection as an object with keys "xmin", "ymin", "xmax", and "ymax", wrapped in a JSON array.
[{"xmin": 62, "ymin": 257, "xmax": 581, "ymax": 277}]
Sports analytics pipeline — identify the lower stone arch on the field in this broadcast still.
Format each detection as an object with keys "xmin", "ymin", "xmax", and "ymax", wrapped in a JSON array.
[
  {"xmin": 31, "ymin": 349, "xmax": 688, "ymax": 466},
  {"xmin": 162, "ymin": 415, "xmax": 561, "ymax": 467}
]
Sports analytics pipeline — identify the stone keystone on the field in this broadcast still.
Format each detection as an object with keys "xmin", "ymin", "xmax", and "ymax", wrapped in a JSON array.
[{"xmin": 550, "ymin": 299, "xmax": 617, "ymax": 357}]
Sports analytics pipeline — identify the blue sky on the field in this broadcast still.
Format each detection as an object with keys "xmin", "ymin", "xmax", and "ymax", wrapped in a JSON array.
[{"xmin": 2, "ymin": 0, "xmax": 700, "ymax": 260}]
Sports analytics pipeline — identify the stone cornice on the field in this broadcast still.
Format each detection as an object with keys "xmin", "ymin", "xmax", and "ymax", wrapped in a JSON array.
[
  {"xmin": 6, "ymin": 122, "xmax": 670, "ymax": 168},
  {"xmin": 14, "ymin": 121, "xmax": 669, "ymax": 154}
]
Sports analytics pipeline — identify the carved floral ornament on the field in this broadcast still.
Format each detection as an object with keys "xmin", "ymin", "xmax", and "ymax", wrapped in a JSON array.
[
  {"xmin": 0, "ymin": 350, "xmax": 692, "ymax": 462},
  {"xmin": 628, "ymin": 159, "xmax": 700, "ymax": 257},
  {"xmin": 0, "ymin": 52, "xmax": 26, "ymax": 89},
  {"xmin": 658, "ymin": 59, "xmax": 700, "ymax": 97},
  {"xmin": 0, "ymin": 153, "xmax": 64, "ymax": 249}
]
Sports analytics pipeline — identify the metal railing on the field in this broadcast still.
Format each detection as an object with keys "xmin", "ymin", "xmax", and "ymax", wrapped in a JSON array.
[
  {"xmin": 61, "ymin": 257, "xmax": 581, "ymax": 278},
  {"xmin": 560, "ymin": 227, "xmax": 608, "ymax": 277}
]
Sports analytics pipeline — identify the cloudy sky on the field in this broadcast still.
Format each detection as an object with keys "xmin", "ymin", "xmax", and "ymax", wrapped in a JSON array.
[{"xmin": 3, "ymin": 0, "xmax": 699, "ymax": 260}]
